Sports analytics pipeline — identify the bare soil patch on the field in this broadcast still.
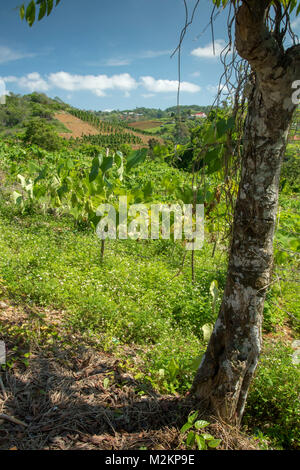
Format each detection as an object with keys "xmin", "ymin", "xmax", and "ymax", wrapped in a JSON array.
[
  {"xmin": 54, "ymin": 112, "xmax": 100, "ymax": 139},
  {"xmin": 54, "ymin": 112, "xmax": 164, "ymax": 148}
]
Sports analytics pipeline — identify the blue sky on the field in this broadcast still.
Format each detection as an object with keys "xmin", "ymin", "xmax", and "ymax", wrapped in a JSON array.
[{"xmin": 1, "ymin": 0, "xmax": 299, "ymax": 111}]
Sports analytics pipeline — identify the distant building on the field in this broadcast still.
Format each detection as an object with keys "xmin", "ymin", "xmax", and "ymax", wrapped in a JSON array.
[{"xmin": 191, "ymin": 112, "xmax": 207, "ymax": 119}]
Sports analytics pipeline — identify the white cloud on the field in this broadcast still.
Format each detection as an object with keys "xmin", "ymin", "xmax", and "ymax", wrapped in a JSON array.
[
  {"xmin": 1, "ymin": 76, "xmax": 18, "ymax": 83},
  {"xmin": 191, "ymin": 39, "xmax": 228, "ymax": 59},
  {"xmin": 291, "ymin": 16, "xmax": 300, "ymax": 30},
  {"xmin": 190, "ymin": 71, "xmax": 201, "ymax": 78},
  {"xmin": 2, "ymin": 71, "xmax": 201, "ymax": 98},
  {"xmin": 140, "ymin": 76, "xmax": 200, "ymax": 93},
  {"xmin": 48, "ymin": 72, "xmax": 138, "ymax": 96},
  {"xmin": 19, "ymin": 73, "xmax": 49, "ymax": 92},
  {"xmin": 0, "ymin": 46, "xmax": 35, "ymax": 64},
  {"xmin": 2, "ymin": 73, "xmax": 49, "ymax": 92}
]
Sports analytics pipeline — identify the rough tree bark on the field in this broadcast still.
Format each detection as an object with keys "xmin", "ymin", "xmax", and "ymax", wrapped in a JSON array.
[{"xmin": 191, "ymin": 0, "xmax": 300, "ymax": 423}]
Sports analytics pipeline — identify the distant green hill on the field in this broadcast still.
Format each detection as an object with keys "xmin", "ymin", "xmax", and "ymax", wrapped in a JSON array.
[
  {"xmin": 0, "ymin": 92, "xmax": 70, "ymax": 138},
  {"xmin": 165, "ymin": 105, "xmax": 214, "ymax": 115},
  {"xmin": 94, "ymin": 105, "xmax": 214, "ymax": 120},
  {"xmin": 0, "ymin": 92, "xmax": 215, "ymax": 147}
]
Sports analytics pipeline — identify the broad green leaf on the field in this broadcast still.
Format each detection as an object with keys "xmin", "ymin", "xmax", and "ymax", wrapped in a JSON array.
[
  {"xmin": 101, "ymin": 156, "xmax": 114, "ymax": 174},
  {"xmin": 195, "ymin": 434, "xmax": 207, "ymax": 450},
  {"xmin": 98, "ymin": 153, "xmax": 104, "ymax": 167},
  {"xmin": 209, "ymin": 279, "xmax": 219, "ymax": 314},
  {"xmin": 47, "ymin": 0, "xmax": 54, "ymax": 16},
  {"xmin": 34, "ymin": 166, "xmax": 47, "ymax": 183},
  {"xmin": 38, "ymin": 0, "xmax": 47, "ymax": 20},
  {"xmin": 201, "ymin": 323, "xmax": 214, "ymax": 342},
  {"xmin": 103, "ymin": 378, "xmax": 110, "ymax": 389},
  {"xmin": 103, "ymin": 175, "xmax": 113, "ymax": 189},
  {"xmin": 201, "ymin": 433, "xmax": 214, "ymax": 440},
  {"xmin": 12, "ymin": 191, "xmax": 23, "ymax": 205},
  {"xmin": 186, "ymin": 431, "xmax": 196, "ymax": 447},
  {"xmin": 208, "ymin": 438, "xmax": 221, "ymax": 448},
  {"xmin": 187, "ymin": 411, "xmax": 199, "ymax": 424},
  {"xmin": 194, "ymin": 420, "xmax": 210, "ymax": 429},
  {"xmin": 89, "ymin": 156, "xmax": 100, "ymax": 182},
  {"xmin": 21, "ymin": 0, "xmax": 61, "ymax": 25},
  {"xmin": 114, "ymin": 151, "xmax": 124, "ymax": 180},
  {"xmin": 126, "ymin": 148, "xmax": 147, "ymax": 171},
  {"xmin": 25, "ymin": 182, "xmax": 33, "ymax": 197},
  {"xmin": 66, "ymin": 158, "xmax": 74, "ymax": 170},
  {"xmin": 57, "ymin": 183, "xmax": 68, "ymax": 201},
  {"xmin": 26, "ymin": 0, "xmax": 36, "ymax": 26},
  {"xmin": 17, "ymin": 174, "xmax": 27, "ymax": 188},
  {"xmin": 180, "ymin": 422, "xmax": 194, "ymax": 434},
  {"xmin": 210, "ymin": 280, "xmax": 219, "ymax": 304},
  {"xmin": 20, "ymin": 4, "xmax": 25, "ymax": 20}
]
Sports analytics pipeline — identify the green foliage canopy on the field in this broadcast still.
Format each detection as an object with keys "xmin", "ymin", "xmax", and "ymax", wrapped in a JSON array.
[{"xmin": 22, "ymin": 118, "xmax": 63, "ymax": 151}]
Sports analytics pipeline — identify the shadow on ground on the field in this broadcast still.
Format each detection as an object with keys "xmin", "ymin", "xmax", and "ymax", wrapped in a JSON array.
[
  {"xmin": 1, "ymin": 345, "xmax": 194, "ymax": 450},
  {"xmin": 0, "ymin": 299, "xmax": 255, "ymax": 450}
]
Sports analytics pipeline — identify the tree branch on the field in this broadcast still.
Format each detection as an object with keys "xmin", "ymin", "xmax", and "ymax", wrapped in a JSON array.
[
  {"xmin": 236, "ymin": 0, "xmax": 282, "ymax": 76},
  {"xmin": 235, "ymin": 0, "xmax": 300, "ymax": 110}
]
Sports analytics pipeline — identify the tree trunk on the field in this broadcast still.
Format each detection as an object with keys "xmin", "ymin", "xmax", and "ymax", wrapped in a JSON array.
[{"xmin": 191, "ymin": 0, "xmax": 299, "ymax": 424}]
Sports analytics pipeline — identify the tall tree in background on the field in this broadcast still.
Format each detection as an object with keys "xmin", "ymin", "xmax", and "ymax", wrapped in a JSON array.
[{"xmin": 19, "ymin": 0, "xmax": 300, "ymax": 424}]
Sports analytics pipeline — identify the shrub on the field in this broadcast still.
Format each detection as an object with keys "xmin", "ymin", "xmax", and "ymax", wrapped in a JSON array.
[
  {"xmin": 245, "ymin": 341, "xmax": 300, "ymax": 449},
  {"xmin": 281, "ymin": 144, "xmax": 300, "ymax": 193},
  {"xmin": 22, "ymin": 118, "xmax": 63, "ymax": 151}
]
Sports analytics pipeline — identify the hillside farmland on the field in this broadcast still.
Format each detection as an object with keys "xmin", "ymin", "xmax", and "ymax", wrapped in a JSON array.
[{"xmin": 55, "ymin": 111, "xmax": 164, "ymax": 148}]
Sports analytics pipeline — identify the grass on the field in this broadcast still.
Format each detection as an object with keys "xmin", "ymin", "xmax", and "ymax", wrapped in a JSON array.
[
  {"xmin": 51, "ymin": 118, "xmax": 72, "ymax": 134},
  {"xmin": 0, "ymin": 197, "xmax": 298, "ymax": 449},
  {"xmin": 245, "ymin": 341, "xmax": 300, "ymax": 450},
  {"xmin": 146, "ymin": 123, "xmax": 175, "ymax": 136},
  {"xmin": 0, "ymin": 142, "xmax": 299, "ymax": 449},
  {"xmin": 127, "ymin": 120, "xmax": 164, "ymax": 130},
  {"xmin": 0, "ymin": 198, "xmax": 227, "ymax": 393}
]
